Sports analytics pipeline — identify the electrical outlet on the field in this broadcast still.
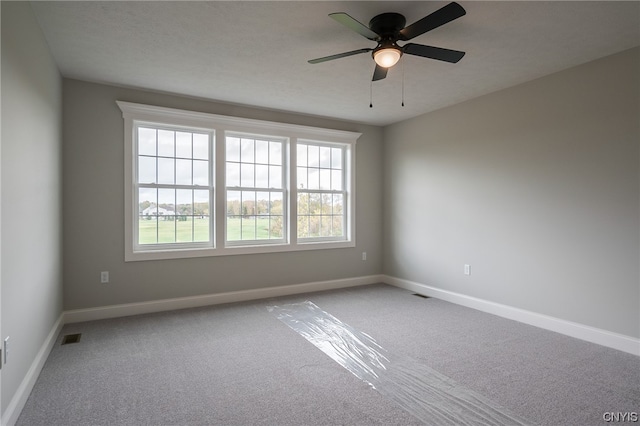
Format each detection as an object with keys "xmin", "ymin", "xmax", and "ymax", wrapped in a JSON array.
[
  {"xmin": 100, "ymin": 271, "xmax": 109, "ymax": 284},
  {"xmin": 464, "ymin": 264, "xmax": 471, "ymax": 276},
  {"xmin": 4, "ymin": 336, "xmax": 9, "ymax": 364},
  {"xmin": 362, "ymin": 252, "xmax": 367, "ymax": 261}
]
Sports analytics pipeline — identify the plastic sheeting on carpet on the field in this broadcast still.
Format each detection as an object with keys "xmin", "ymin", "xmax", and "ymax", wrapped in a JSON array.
[{"xmin": 268, "ymin": 301, "xmax": 532, "ymax": 426}]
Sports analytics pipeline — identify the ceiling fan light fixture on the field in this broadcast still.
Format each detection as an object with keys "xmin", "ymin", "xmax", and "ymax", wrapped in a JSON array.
[
  {"xmin": 373, "ymin": 47, "xmax": 402, "ymax": 68},
  {"xmin": 309, "ymin": 3, "xmax": 467, "ymax": 82}
]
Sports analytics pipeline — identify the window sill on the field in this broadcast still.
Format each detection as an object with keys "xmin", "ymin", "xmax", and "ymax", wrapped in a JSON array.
[{"xmin": 125, "ymin": 239, "xmax": 356, "ymax": 262}]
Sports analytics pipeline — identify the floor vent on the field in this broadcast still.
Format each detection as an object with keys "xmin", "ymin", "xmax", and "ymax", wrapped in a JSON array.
[
  {"xmin": 412, "ymin": 293, "xmax": 430, "ymax": 299},
  {"xmin": 61, "ymin": 333, "xmax": 82, "ymax": 345}
]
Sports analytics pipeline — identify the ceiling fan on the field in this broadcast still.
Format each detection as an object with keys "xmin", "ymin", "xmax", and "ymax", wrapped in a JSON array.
[{"xmin": 308, "ymin": 2, "xmax": 466, "ymax": 81}]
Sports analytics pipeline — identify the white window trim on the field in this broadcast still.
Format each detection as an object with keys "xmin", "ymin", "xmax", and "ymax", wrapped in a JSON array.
[
  {"xmin": 133, "ymin": 124, "xmax": 215, "ymax": 254},
  {"xmin": 118, "ymin": 101, "xmax": 359, "ymax": 262},
  {"xmin": 295, "ymin": 139, "xmax": 351, "ymax": 244}
]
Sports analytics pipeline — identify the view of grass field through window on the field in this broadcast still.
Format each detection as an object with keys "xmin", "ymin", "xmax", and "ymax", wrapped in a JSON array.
[
  {"xmin": 225, "ymin": 135, "xmax": 284, "ymax": 243},
  {"xmin": 297, "ymin": 143, "xmax": 345, "ymax": 239},
  {"xmin": 137, "ymin": 126, "xmax": 212, "ymax": 245},
  {"xmin": 138, "ymin": 216, "xmax": 274, "ymax": 243}
]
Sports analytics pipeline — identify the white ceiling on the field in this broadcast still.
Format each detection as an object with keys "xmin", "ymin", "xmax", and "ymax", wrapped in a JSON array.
[{"xmin": 31, "ymin": 1, "xmax": 640, "ymax": 126}]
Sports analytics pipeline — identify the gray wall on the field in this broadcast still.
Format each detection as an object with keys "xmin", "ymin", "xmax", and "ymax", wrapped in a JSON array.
[
  {"xmin": 62, "ymin": 79, "xmax": 383, "ymax": 310},
  {"xmin": 1, "ymin": 2, "xmax": 63, "ymax": 414},
  {"xmin": 383, "ymin": 47, "xmax": 640, "ymax": 338}
]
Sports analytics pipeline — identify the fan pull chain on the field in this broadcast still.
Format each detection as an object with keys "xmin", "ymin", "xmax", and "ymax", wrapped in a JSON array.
[
  {"xmin": 369, "ymin": 81, "xmax": 373, "ymax": 108},
  {"xmin": 401, "ymin": 58, "xmax": 405, "ymax": 107}
]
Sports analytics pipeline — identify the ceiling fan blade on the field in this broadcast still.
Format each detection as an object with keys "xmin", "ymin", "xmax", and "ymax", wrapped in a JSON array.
[
  {"xmin": 403, "ymin": 43, "xmax": 465, "ymax": 63},
  {"xmin": 372, "ymin": 65, "xmax": 388, "ymax": 81},
  {"xmin": 399, "ymin": 2, "xmax": 466, "ymax": 41},
  {"xmin": 308, "ymin": 48, "xmax": 372, "ymax": 64},
  {"xmin": 329, "ymin": 12, "xmax": 379, "ymax": 41}
]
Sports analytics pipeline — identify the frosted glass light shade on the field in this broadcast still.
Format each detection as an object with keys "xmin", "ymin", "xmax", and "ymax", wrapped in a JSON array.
[{"xmin": 373, "ymin": 48, "xmax": 401, "ymax": 68}]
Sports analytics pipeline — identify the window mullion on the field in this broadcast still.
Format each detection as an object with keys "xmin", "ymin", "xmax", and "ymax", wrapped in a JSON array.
[
  {"xmin": 289, "ymin": 138, "xmax": 297, "ymax": 246},
  {"xmin": 173, "ymin": 132, "xmax": 177, "ymax": 242},
  {"xmin": 215, "ymin": 127, "xmax": 225, "ymax": 249}
]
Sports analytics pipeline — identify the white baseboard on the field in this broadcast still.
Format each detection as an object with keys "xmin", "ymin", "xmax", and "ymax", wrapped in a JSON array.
[
  {"xmin": 382, "ymin": 275, "xmax": 639, "ymax": 356},
  {"xmin": 7, "ymin": 274, "xmax": 636, "ymax": 426},
  {"xmin": 2, "ymin": 313, "xmax": 65, "ymax": 426},
  {"xmin": 64, "ymin": 275, "xmax": 383, "ymax": 324}
]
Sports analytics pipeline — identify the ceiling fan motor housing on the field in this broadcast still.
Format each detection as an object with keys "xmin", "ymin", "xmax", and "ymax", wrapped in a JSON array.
[
  {"xmin": 369, "ymin": 13, "xmax": 406, "ymax": 60},
  {"xmin": 368, "ymin": 13, "xmax": 406, "ymax": 38}
]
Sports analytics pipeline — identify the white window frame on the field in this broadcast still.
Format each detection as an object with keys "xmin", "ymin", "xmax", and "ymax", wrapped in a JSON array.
[
  {"xmin": 296, "ymin": 140, "xmax": 351, "ymax": 243},
  {"xmin": 118, "ymin": 101, "xmax": 359, "ymax": 261},
  {"xmin": 134, "ymin": 123, "xmax": 215, "ymax": 251},
  {"xmin": 224, "ymin": 132, "xmax": 288, "ymax": 247}
]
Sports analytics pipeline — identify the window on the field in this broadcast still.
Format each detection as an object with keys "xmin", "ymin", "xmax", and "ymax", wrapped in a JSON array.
[
  {"xmin": 225, "ymin": 135, "xmax": 285, "ymax": 245},
  {"xmin": 136, "ymin": 126, "xmax": 213, "ymax": 248},
  {"xmin": 297, "ymin": 142, "xmax": 346, "ymax": 241},
  {"xmin": 118, "ymin": 101, "xmax": 359, "ymax": 261}
]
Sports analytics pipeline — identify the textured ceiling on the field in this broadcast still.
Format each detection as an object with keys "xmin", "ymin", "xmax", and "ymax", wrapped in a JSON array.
[{"xmin": 31, "ymin": 1, "xmax": 640, "ymax": 126}]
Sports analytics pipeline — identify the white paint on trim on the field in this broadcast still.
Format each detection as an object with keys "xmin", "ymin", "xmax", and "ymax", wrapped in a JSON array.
[
  {"xmin": 65, "ymin": 275, "xmax": 383, "ymax": 324},
  {"xmin": 116, "ymin": 101, "xmax": 362, "ymax": 143},
  {"xmin": 2, "ymin": 314, "xmax": 64, "ymax": 426},
  {"xmin": 382, "ymin": 275, "xmax": 640, "ymax": 356}
]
